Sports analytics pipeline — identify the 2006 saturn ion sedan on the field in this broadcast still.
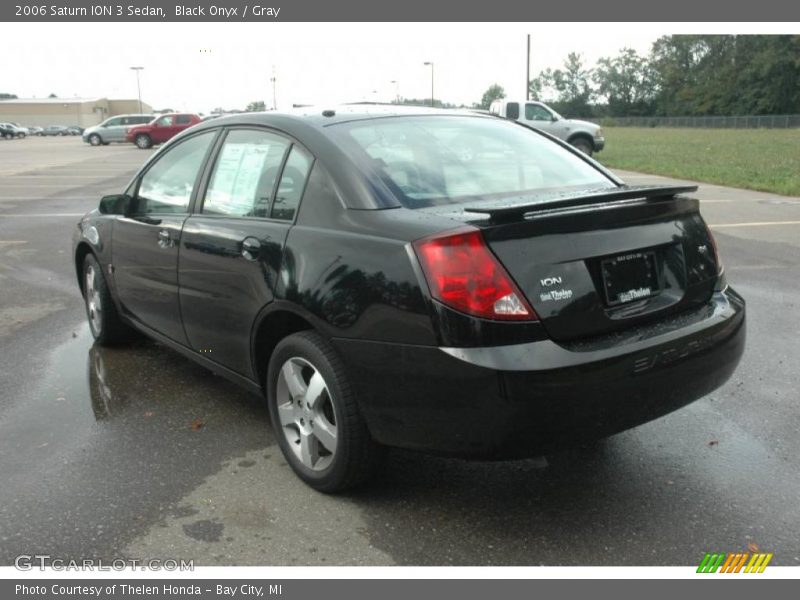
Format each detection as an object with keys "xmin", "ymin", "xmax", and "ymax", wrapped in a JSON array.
[{"xmin": 73, "ymin": 106, "xmax": 745, "ymax": 492}]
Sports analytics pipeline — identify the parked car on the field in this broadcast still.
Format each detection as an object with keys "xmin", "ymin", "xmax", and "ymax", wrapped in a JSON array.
[
  {"xmin": 27, "ymin": 126, "xmax": 43, "ymax": 136},
  {"xmin": 73, "ymin": 106, "xmax": 745, "ymax": 492},
  {"xmin": 82, "ymin": 114, "xmax": 155, "ymax": 146},
  {"xmin": 40, "ymin": 125, "xmax": 71, "ymax": 136},
  {"xmin": 0, "ymin": 122, "xmax": 28, "ymax": 138},
  {"xmin": 490, "ymin": 99, "xmax": 605, "ymax": 156},
  {"xmin": 0, "ymin": 124, "xmax": 17, "ymax": 139},
  {"xmin": 67, "ymin": 126, "xmax": 83, "ymax": 136},
  {"xmin": 125, "ymin": 113, "xmax": 201, "ymax": 149}
]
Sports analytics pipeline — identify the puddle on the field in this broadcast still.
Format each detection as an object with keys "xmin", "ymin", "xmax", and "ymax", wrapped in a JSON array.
[{"xmin": 0, "ymin": 323, "xmax": 275, "ymax": 562}]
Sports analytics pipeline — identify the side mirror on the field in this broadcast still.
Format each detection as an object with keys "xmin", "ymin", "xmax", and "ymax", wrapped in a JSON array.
[
  {"xmin": 98, "ymin": 194, "xmax": 132, "ymax": 215},
  {"xmin": 551, "ymin": 114, "xmax": 559, "ymax": 122}
]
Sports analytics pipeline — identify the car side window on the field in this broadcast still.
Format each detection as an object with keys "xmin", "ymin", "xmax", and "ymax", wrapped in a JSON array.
[
  {"xmin": 135, "ymin": 131, "xmax": 216, "ymax": 215},
  {"xmin": 272, "ymin": 146, "xmax": 313, "ymax": 221},
  {"xmin": 202, "ymin": 129, "xmax": 290, "ymax": 218},
  {"xmin": 525, "ymin": 103, "xmax": 552, "ymax": 121},
  {"xmin": 176, "ymin": 114, "xmax": 192, "ymax": 125},
  {"xmin": 506, "ymin": 102, "xmax": 520, "ymax": 119},
  {"xmin": 105, "ymin": 117, "xmax": 122, "ymax": 127},
  {"xmin": 157, "ymin": 115, "xmax": 174, "ymax": 126}
]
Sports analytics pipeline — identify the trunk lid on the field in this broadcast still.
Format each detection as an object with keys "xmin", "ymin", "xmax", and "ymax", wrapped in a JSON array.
[{"xmin": 422, "ymin": 186, "xmax": 720, "ymax": 342}]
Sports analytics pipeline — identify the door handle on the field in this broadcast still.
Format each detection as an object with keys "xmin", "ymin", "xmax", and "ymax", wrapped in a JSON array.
[
  {"xmin": 157, "ymin": 229, "xmax": 173, "ymax": 248},
  {"xmin": 241, "ymin": 237, "xmax": 261, "ymax": 260}
]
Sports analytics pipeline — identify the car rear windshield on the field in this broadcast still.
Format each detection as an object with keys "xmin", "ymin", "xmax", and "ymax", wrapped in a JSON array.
[{"xmin": 329, "ymin": 115, "xmax": 615, "ymax": 209}]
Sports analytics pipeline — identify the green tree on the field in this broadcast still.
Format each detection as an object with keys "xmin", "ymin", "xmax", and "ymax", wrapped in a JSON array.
[
  {"xmin": 530, "ymin": 53, "xmax": 593, "ymax": 117},
  {"xmin": 0, "ymin": 93, "xmax": 18, "ymax": 100},
  {"xmin": 650, "ymin": 35, "xmax": 800, "ymax": 116},
  {"xmin": 478, "ymin": 84, "xmax": 505, "ymax": 110},
  {"xmin": 594, "ymin": 48, "xmax": 655, "ymax": 116}
]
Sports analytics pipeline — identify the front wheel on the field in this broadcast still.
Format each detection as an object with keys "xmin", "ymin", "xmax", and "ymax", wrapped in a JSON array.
[
  {"xmin": 134, "ymin": 134, "xmax": 152, "ymax": 149},
  {"xmin": 570, "ymin": 137, "xmax": 594, "ymax": 157},
  {"xmin": 82, "ymin": 254, "xmax": 133, "ymax": 345},
  {"xmin": 88, "ymin": 133, "xmax": 102, "ymax": 146},
  {"xmin": 267, "ymin": 331, "xmax": 385, "ymax": 493}
]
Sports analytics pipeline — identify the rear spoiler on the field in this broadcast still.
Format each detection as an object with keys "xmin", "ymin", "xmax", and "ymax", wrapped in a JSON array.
[{"xmin": 464, "ymin": 185, "xmax": 698, "ymax": 223}]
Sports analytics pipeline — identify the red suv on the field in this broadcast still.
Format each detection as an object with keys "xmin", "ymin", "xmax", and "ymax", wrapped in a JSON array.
[{"xmin": 126, "ymin": 113, "xmax": 201, "ymax": 149}]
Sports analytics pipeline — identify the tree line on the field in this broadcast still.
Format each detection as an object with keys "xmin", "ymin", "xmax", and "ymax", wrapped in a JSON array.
[{"xmin": 523, "ymin": 35, "xmax": 800, "ymax": 118}]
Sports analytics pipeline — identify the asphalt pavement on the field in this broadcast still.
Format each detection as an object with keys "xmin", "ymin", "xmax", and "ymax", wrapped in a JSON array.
[{"xmin": 0, "ymin": 136, "xmax": 798, "ymax": 566}]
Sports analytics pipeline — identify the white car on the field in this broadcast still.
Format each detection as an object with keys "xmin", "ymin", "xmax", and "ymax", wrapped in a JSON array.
[{"xmin": 489, "ymin": 100, "xmax": 605, "ymax": 156}]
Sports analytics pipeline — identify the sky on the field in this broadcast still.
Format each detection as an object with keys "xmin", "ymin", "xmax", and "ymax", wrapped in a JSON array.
[{"xmin": 1, "ymin": 22, "xmax": 794, "ymax": 114}]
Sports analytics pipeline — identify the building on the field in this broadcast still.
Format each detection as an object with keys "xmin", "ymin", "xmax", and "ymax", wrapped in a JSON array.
[{"xmin": 0, "ymin": 97, "xmax": 154, "ymax": 128}]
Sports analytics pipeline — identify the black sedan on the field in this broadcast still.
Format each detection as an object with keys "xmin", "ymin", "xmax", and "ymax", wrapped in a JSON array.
[{"xmin": 72, "ymin": 106, "xmax": 745, "ymax": 492}]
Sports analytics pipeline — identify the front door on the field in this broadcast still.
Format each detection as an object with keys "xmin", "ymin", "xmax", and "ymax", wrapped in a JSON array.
[
  {"xmin": 151, "ymin": 114, "xmax": 180, "ymax": 144},
  {"xmin": 179, "ymin": 128, "xmax": 314, "ymax": 377},
  {"xmin": 524, "ymin": 102, "xmax": 563, "ymax": 138},
  {"xmin": 112, "ymin": 130, "xmax": 218, "ymax": 343}
]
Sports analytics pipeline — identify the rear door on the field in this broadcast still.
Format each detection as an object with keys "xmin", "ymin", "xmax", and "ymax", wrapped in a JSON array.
[
  {"xmin": 179, "ymin": 127, "xmax": 314, "ymax": 377},
  {"xmin": 112, "ymin": 129, "xmax": 218, "ymax": 343},
  {"xmin": 174, "ymin": 114, "xmax": 196, "ymax": 135}
]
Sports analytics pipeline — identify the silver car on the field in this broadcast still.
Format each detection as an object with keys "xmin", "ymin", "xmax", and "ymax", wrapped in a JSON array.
[{"xmin": 82, "ymin": 114, "xmax": 154, "ymax": 146}]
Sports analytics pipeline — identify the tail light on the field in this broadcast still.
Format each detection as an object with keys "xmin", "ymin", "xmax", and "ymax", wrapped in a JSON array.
[{"xmin": 413, "ymin": 228, "xmax": 537, "ymax": 321}]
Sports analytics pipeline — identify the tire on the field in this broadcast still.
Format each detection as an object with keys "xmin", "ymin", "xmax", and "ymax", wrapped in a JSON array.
[
  {"xmin": 267, "ymin": 331, "xmax": 385, "ymax": 493},
  {"xmin": 134, "ymin": 134, "xmax": 152, "ymax": 149},
  {"xmin": 88, "ymin": 133, "xmax": 102, "ymax": 146},
  {"xmin": 570, "ymin": 136, "xmax": 594, "ymax": 156},
  {"xmin": 82, "ymin": 253, "xmax": 133, "ymax": 346}
]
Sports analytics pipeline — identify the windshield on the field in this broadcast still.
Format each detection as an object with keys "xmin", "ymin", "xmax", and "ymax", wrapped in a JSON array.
[{"xmin": 329, "ymin": 116, "xmax": 614, "ymax": 209}]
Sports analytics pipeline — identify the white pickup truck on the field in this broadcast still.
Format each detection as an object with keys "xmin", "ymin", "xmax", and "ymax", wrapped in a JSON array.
[{"xmin": 489, "ymin": 100, "xmax": 605, "ymax": 156}]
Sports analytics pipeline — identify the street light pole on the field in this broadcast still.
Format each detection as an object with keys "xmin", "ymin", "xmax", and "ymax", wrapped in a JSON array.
[
  {"xmin": 423, "ymin": 62, "xmax": 434, "ymax": 107},
  {"xmin": 390, "ymin": 80, "xmax": 400, "ymax": 104},
  {"xmin": 270, "ymin": 66, "xmax": 277, "ymax": 110},
  {"xmin": 130, "ymin": 67, "xmax": 144, "ymax": 113}
]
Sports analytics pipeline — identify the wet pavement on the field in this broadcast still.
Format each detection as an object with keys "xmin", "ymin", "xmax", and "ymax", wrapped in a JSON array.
[{"xmin": 0, "ymin": 137, "xmax": 799, "ymax": 566}]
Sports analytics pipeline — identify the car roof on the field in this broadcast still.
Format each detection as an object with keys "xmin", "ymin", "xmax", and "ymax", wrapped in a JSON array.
[{"xmin": 193, "ymin": 104, "xmax": 492, "ymax": 131}]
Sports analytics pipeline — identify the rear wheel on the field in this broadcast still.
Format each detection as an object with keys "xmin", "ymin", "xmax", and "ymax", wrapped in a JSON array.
[
  {"xmin": 134, "ymin": 134, "xmax": 152, "ymax": 149},
  {"xmin": 82, "ymin": 254, "xmax": 133, "ymax": 345},
  {"xmin": 88, "ymin": 133, "xmax": 102, "ymax": 146},
  {"xmin": 570, "ymin": 136, "xmax": 594, "ymax": 156},
  {"xmin": 267, "ymin": 331, "xmax": 385, "ymax": 492}
]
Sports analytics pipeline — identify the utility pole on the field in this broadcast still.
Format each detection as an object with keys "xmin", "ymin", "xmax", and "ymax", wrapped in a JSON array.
[{"xmin": 526, "ymin": 35, "xmax": 531, "ymax": 101}]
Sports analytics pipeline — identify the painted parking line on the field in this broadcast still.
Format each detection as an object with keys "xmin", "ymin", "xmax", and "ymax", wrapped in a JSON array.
[{"xmin": 710, "ymin": 220, "xmax": 800, "ymax": 228}]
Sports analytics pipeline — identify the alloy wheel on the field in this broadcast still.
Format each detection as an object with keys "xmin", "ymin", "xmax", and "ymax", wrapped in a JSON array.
[
  {"xmin": 85, "ymin": 265, "xmax": 102, "ymax": 336},
  {"xmin": 275, "ymin": 356, "xmax": 338, "ymax": 471}
]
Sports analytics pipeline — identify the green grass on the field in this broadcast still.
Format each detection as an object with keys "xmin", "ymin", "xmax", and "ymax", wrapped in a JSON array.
[{"xmin": 597, "ymin": 127, "xmax": 800, "ymax": 197}]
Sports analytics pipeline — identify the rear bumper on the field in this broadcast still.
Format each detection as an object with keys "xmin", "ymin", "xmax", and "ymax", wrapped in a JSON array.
[{"xmin": 332, "ymin": 287, "xmax": 745, "ymax": 458}]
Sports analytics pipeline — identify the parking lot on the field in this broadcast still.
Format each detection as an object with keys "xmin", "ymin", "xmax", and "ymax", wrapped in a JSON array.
[{"xmin": 0, "ymin": 135, "xmax": 799, "ymax": 566}]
